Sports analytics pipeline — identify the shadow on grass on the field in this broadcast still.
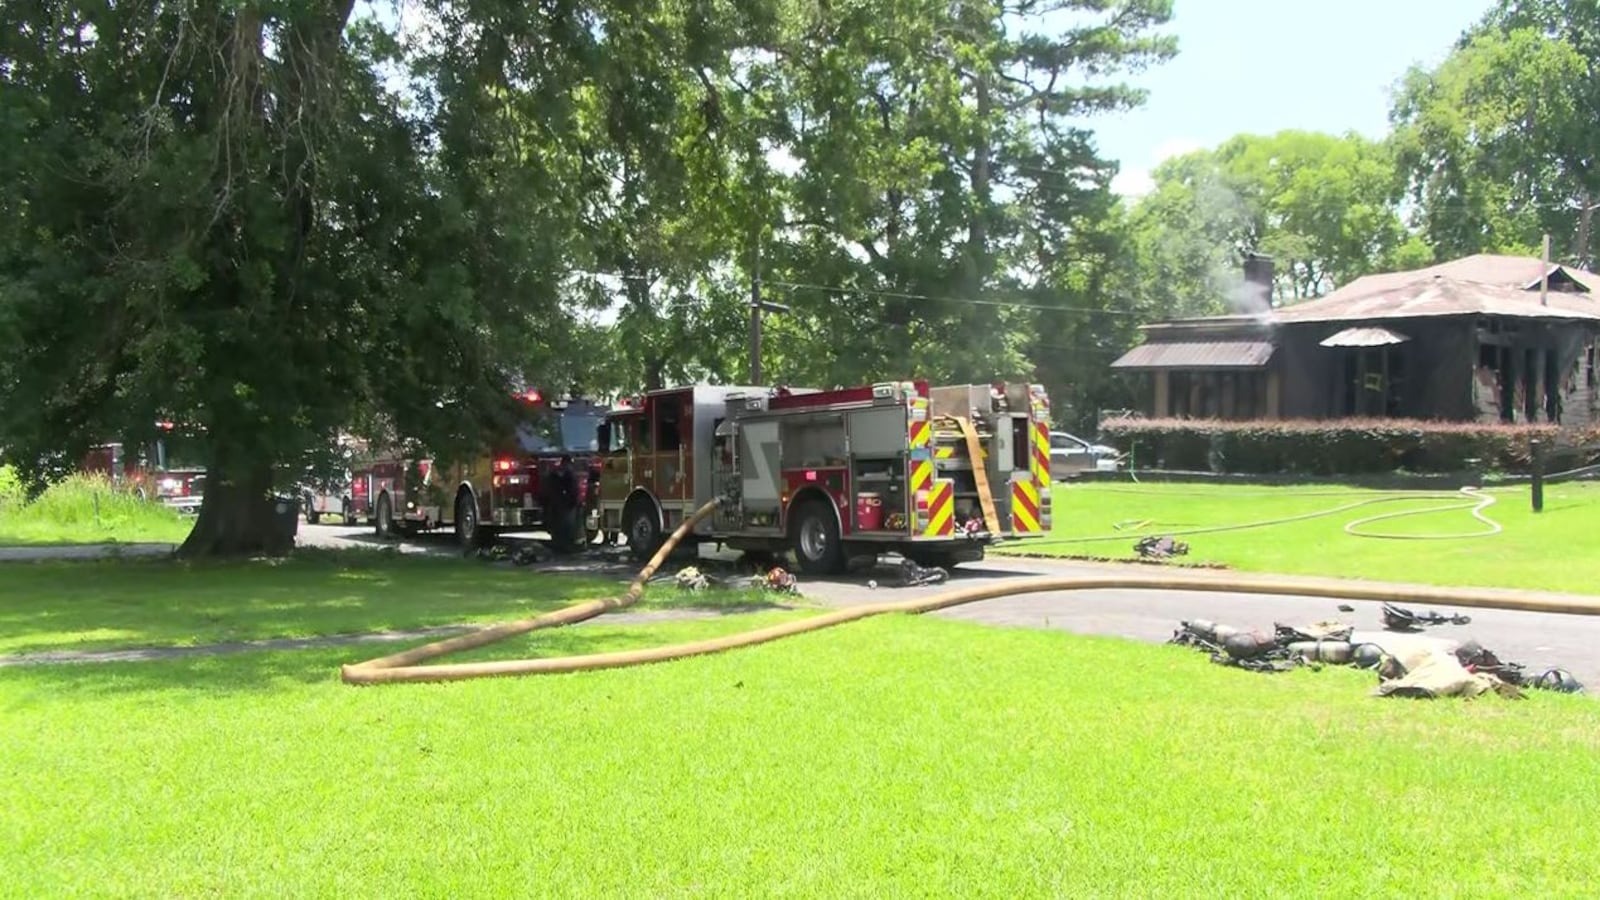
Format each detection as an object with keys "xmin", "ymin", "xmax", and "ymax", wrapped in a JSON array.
[
  {"xmin": 0, "ymin": 610, "xmax": 815, "ymax": 700},
  {"xmin": 0, "ymin": 645, "xmax": 352, "ymax": 703},
  {"xmin": 0, "ymin": 550, "xmax": 622, "ymax": 655}
]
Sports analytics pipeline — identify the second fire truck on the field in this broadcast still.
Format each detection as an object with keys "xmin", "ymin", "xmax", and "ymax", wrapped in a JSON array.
[
  {"xmin": 595, "ymin": 379, "xmax": 1052, "ymax": 573},
  {"xmin": 351, "ymin": 393, "xmax": 610, "ymax": 547}
]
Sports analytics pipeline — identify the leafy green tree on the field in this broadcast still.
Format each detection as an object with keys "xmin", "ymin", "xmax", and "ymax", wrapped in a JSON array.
[
  {"xmin": 564, "ymin": 0, "xmax": 775, "ymax": 392},
  {"xmin": 1124, "ymin": 131, "xmax": 1424, "ymax": 314},
  {"xmin": 0, "ymin": 2, "xmax": 609, "ymax": 556},
  {"xmin": 1391, "ymin": 17, "xmax": 1595, "ymax": 263},
  {"xmin": 749, "ymin": 0, "xmax": 1176, "ymax": 389}
]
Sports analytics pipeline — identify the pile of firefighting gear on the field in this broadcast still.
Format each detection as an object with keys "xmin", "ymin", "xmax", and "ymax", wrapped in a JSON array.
[
  {"xmin": 865, "ymin": 558, "xmax": 952, "ymax": 589},
  {"xmin": 1169, "ymin": 602, "xmax": 1583, "ymax": 699},
  {"xmin": 1135, "ymin": 535, "xmax": 1189, "ymax": 560},
  {"xmin": 665, "ymin": 564, "xmax": 801, "ymax": 596}
]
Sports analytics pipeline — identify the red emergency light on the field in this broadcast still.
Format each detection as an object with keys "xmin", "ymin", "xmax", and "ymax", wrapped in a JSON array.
[
  {"xmin": 522, "ymin": 390, "xmax": 542, "ymax": 403},
  {"xmin": 805, "ymin": 470, "xmax": 818, "ymax": 482},
  {"xmin": 493, "ymin": 458, "xmax": 516, "ymax": 473}
]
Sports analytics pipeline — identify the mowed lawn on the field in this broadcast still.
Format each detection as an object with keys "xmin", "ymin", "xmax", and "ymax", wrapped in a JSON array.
[
  {"xmin": 4, "ymin": 601, "xmax": 1599, "ymax": 895},
  {"xmin": 1010, "ymin": 481, "xmax": 1600, "ymax": 594},
  {"xmin": 0, "ymin": 552, "xmax": 780, "ymax": 656}
]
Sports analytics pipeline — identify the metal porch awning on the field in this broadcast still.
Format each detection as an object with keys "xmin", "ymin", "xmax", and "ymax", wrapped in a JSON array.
[
  {"xmin": 1319, "ymin": 326, "xmax": 1411, "ymax": 348},
  {"xmin": 1110, "ymin": 340, "xmax": 1276, "ymax": 370}
]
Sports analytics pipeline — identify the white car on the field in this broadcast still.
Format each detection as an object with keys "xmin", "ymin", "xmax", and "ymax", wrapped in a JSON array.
[{"xmin": 1049, "ymin": 431, "xmax": 1120, "ymax": 478}]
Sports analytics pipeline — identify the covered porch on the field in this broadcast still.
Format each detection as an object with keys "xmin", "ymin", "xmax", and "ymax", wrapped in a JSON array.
[{"xmin": 1111, "ymin": 336, "xmax": 1282, "ymax": 420}]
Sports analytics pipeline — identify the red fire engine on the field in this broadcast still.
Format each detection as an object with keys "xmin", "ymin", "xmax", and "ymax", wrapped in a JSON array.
[
  {"xmin": 350, "ymin": 392, "xmax": 609, "ymax": 547},
  {"xmin": 595, "ymin": 380, "xmax": 1052, "ymax": 572},
  {"xmin": 81, "ymin": 422, "xmax": 206, "ymax": 513}
]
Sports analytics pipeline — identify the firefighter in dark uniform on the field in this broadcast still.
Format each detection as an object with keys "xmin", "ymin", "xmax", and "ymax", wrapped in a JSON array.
[{"xmin": 544, "ymin": 454, "xmax": 580, "ymax": 551}]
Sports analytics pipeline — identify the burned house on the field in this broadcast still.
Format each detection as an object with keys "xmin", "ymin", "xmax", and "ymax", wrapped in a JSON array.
[{"xmin": 1111, "ymin": 254, "xmax": 1600, "ymax": 427}]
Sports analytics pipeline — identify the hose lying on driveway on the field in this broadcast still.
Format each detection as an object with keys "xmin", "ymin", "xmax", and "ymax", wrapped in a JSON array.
[{"xmin": 340, "ymin": 495, "xmax": 1600, "ymax": 686}]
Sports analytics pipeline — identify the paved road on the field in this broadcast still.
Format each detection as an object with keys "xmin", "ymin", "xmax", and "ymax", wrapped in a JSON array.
[{"xmin": 298, "ymin": 522, "xmax": 1600, "ymax": 688}]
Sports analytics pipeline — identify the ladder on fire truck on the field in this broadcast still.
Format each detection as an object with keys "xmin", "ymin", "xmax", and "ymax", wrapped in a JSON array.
[{"xmin": 935, "ymin": 415, "xmax": 1000, "ymax": 534}]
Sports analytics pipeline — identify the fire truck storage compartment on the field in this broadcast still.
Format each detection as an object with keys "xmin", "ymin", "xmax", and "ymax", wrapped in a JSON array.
[
  {"xmin": 845, "ymin": 405, "xmax": 911, "ymax": 535},
  {"xmin": 779, "ymin": 412, "xmax": 847, "ymax": 528},
  {"xmin": 779, "ymin": 413, "xmax": 845, "ymax": 469}
]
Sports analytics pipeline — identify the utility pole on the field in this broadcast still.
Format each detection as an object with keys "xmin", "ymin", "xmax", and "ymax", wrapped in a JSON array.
[
  {"xmin": 1541, "ymin": 233, "xmax": 1551, "ymax": 307},
  {"xmin": 748, "ymin": 231, "xmax": 790, "ymax": 385},
  {"xmin": 749, "ymin": 235, "xmax": 762, "ymax": 384}
]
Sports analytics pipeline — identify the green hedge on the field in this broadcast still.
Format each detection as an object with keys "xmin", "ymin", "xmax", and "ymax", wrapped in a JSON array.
[{"xmin": 1099, "ymin": 418, "xmax": 1597, "ymax": 476}]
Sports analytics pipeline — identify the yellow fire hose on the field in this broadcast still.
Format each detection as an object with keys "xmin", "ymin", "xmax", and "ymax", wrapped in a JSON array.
[{"xmin": 342, "ymin": 496, "xmax": 1600, "ymax": 687}]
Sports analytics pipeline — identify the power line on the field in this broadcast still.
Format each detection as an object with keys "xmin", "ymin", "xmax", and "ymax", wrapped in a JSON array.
[
  {"xmin": 763, "ymin": 278, "xmax": 1142, "ymax": 316},
  {"xmin": 569, "ymin": 268, "xmax": 1143, "ymax": 316}
]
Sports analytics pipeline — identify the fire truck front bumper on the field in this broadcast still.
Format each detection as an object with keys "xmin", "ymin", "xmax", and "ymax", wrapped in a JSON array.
[
  {"xmin": 488, "ymin": 473, "xmax": 541, "ymax": 528},
  {"xmin": 490, "ymin": 505, "xmax": 538, "ymax": 528},
  {"xmin": 161, "ymin": 496, "xmax": 203, "ymax": 515}
]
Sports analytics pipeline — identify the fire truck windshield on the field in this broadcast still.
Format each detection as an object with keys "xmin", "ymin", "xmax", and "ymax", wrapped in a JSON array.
[{"xmin": 513, "ymin": 408, "xmax": 604, "ymax": 454}]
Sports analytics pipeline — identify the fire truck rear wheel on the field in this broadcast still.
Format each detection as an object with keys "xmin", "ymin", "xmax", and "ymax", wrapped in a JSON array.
[
  {"xmin": 304, "ymin": 494, "xmax": 321, "ymax": 526},
  {"xmin": 790, "ymin": 501, "xmax": 846, "ymax": 576}
]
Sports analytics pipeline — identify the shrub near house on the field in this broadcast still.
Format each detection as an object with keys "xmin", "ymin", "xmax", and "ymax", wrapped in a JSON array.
[{"xmin": 1101, "ymin": 418, "xmax": 1599, "ymax": 476}]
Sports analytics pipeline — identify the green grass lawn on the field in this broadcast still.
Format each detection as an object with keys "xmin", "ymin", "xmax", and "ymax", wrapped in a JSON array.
[
  {"xmin": 3, "ymin": 608, "xmax": 1598, "ymax": 896},
  {"xmin": 1008, "ymin": 481, "xmax": 1600, "ymax": 594},
  {"xmin": 0, "ymin": 469, "xmax": 194, "ymax": 546},
  {"xmin": 0, "ymin": 551, "xmax": 782, "ymax": 656}
]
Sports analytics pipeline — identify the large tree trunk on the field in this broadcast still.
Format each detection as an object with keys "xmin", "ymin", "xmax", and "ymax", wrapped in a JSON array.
[{"xmin": 177, "ymin": 462, "xmax": 294, "ymax": 558}]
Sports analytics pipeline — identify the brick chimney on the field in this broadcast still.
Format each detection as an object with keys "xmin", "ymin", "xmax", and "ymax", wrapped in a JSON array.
[{"xmin": 1243, "ymin": 252, "xmax": 1275, "ymax": 309}]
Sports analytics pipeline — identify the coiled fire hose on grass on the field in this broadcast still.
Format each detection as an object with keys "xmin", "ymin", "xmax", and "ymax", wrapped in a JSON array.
[
  {"xmin": 341, "ymin": 493, "xmax": 1600, "ymax": 686},
  {"xmin": 1015, "ymin": 487, "xmax": 1505, "ymax": 549}
]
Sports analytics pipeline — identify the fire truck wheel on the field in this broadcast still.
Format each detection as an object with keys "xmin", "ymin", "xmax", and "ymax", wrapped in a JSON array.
[
  {"xmin": 625, "ymin": 502, "xmax": 662, "ymax": 561},
  {"xmin": 455, "ymin": 491, "xmax": 487, "ymax": 549},
  {"xmin": 790, "ymin": 501, "xmax": 846, "ymax": 576},
  {"xmin": 304, "ymin": 494, "xmax": 321, "ymax": 526},
  {"xmin": 342, "ymin": 499, "xmax": 354, "ymax": 524},
  {"xmin": 375, "ymin": 493, "xmax": 394, "ymax": 539}
]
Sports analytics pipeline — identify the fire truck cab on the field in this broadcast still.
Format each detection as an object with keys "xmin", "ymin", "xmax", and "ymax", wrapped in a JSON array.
[{"xmin": 597, "ymin": 380, "xmax": 1052, "ymax": 573}]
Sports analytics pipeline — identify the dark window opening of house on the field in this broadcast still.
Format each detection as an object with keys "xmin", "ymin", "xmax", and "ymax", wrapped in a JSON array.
[
  {"xmin": 1338, "ymin": 347, "xmax": 1406, "ymax": 417},
  {"xmin": 1165, "ymin": 370, "xmax": 1267, "ymax": 420}
]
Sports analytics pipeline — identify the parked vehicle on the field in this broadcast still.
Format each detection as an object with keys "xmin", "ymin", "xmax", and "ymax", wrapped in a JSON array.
[
  {"xmin": 300, "ymin": 478, "xmax": 353, "ymax": 525},
  {"xmin": 595, "ymin": 380, "xmax": 1053, "ymax": 573},
  {"xmin": 1049, "ymin": 431, "xmax": 1120, "ymax": 478},
  {"xmin": 81, "ymin": 422, "xmax": 206, "ymax": 514}
]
